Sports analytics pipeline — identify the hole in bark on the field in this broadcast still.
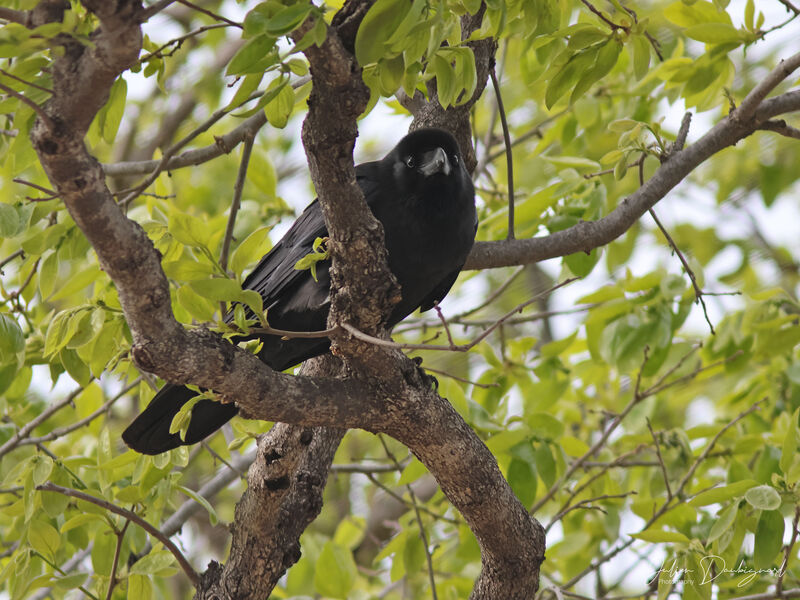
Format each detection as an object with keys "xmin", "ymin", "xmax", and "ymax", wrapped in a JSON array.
[
  {"xmin": 265, "ymin": 475, "xmax": 290, "ymax": 491},
  {"xmin": 264, "ymin": 449, "xmax": 282, "ymax": 464},
  {"xmin": 299, "ymin": 429, "xmax": 313, "ymax": 445}
]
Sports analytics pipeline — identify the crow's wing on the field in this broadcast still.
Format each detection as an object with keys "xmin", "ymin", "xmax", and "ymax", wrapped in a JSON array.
[
  {"xmin": 241, "ymin": 160, "xmax": 384, "ymax": 310},
  {"xmin": 418, "ymin": 268, "xmax": 463, "ymax": 312},
  {"xmin": 240, "ymin": 199, "xmax": 328, "ymax": 311}
]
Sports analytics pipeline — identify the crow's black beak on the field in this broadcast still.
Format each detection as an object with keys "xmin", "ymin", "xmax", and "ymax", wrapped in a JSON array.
[{"xmin": 419, "ymin": 147, "xmax": 451, "ymax": 177}]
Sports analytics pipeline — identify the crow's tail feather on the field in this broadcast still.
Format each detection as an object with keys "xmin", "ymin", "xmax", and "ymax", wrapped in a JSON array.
[{"xmin": 121, "ymin": 384, "xmax": 239, "ymax": 455}]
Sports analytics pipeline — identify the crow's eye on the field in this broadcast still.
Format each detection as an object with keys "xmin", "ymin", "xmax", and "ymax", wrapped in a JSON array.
[
  {"xmin": 451, "ymin": 154, "xmax": 460, "ymax": 165},
  {"xmin": 405, "ymin": 155, "xmax": 416, "ymax": 169}
]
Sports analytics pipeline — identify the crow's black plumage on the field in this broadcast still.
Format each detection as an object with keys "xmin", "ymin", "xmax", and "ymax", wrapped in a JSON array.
[{"xmin": 122, "ymin": 128, "xmax": 477, "ymax": 455}]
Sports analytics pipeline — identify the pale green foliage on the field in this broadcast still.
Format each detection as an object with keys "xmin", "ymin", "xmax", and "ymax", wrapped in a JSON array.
[{"xmin": 1, "ymin": 0, "xmax": 800, "ymax": 599}]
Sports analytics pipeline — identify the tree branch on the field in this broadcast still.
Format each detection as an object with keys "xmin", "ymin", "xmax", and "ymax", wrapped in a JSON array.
[{"xmin": 464, "ymin": 83, "xmax": 800, "ymax": 270}]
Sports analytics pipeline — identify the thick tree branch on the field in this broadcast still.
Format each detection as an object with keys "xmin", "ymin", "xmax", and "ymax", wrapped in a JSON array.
[{"xmin": 464, "ymin": 83, "xmax": 800, "ymax": 270}]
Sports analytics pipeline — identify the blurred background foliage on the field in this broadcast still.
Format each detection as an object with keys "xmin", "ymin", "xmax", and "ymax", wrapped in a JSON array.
[{"xmin": 1, "ymin": 0, "xmax": 800, "ymax": 598}]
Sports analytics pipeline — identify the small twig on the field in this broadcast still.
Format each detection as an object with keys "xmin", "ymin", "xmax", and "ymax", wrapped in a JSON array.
[
  {"xmin": 140, "ymin": 0, "xmax": 178, "ymax": 21},
  {"xmin": 641, "ymin": 350, "xmax": 742, "ymax": 398},
  {"xmin": 17, "ymin": 379, "xmax": 140, "ymax": 447},
  {"xmin": 419, "ymin": 365, "xmax": 500, "ymax": 389},
  {"xmin": 777, "ymin": 507, "xmax": 800, "ymax": 595},
  {"xmin": 490, "ymin": 67, "xmax": 515, "ymax": 240},
  {"xmin": 330, "ymin": 461, "xmax": 406, "ymax": 474},
  {"xmin": 37, "ymin": 482, "xmax": 200, "ymax": 586},
  {"xmin": 580, "ymin": 0, "xmax": 627, "ymax": 31},
  {"xmin": 247, "ymin": 325, "xmax": 339, "ymax": 339},
  {"xmin": 736, "ymin": 51, "xmax": 800, "ymax": 122},
  {"xmin": 175, "ymin": 0, "xmax": 242, "ymax": 28},
  {"xmin": 13, "ymin": 177, "xmax": 57, "ymax": 196},
  {"xmin": 0, "ymin": 249, "xmax": 24, "ymax": 273},
  {"xmin": 548, "ymin": 492, "xmax": 634, "ymax": 526},
  {"xmin": 432, "ymin": 303, "xmax": 456, "ymax": 348},
  {"xmin": 105, "ymin": 521, "xmax": 131, "ymax": 600},
  {"xmin": 0, "ymin": 81, "xmax": 54, "ymax": 129},
  {"xmin": 345, "ymin": 278, "xmax": 577, "ymax": 353},
  {"xmin": 673, "ymin": 112, "xmax": 692, "ymax": 152},
  {"xmin": 758, "ymin": 119, "xmax": 800, "ymax": 139},
  {"xmin": 0, "ymin": 68, "xmax": 52, "ymax": 94},
  {"xmin": 119, "ymin": 91, "xmax": 263, "ymax": 207},
  {"xmin": 648, "ymin": 207, "xmax": 715, "ymax": 334},
  {"xmin": 776, "ymin": 0, "xmax": 800, "ymax": 13},
  {"xmin": 453, "ymin": 265, "xmax": 525, "ymax": 319},
  {"xmin": 0, "ymin": 382, "xmax": 91, "ymax": 459},
  {"xmin": 139, "ymin": 23, "xmax": 233, "ymax": 61},
  {"xmin": 646, "ymin": 419, "xmax": 672, "ymax": 500},
  {"xmin": 0, "ymin": 7, "xmax": 27, "ymax": 25},
  {"xmin": 220, "ymin": 132, "xmax": 255, "ymax": 275},
  {"xmin": 532, "ymin": 349, "xmax": 653, "ymax": 514},
  {"xmin": 379, "ymin": 436, "xmax": 439, "ymax": 600},
  {"xmin": 547, "ymin": 446, "xmax": 648, "ymax": 531}
]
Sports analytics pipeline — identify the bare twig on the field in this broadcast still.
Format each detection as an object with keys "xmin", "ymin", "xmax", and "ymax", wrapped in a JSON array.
[
  {"xmin": 175, "ymin": 0, "xmax": 242, "ymax": 28},
  {"xmin": 420, "ymin": 365, "xmax": 500, "ymax": 389},
  {"xmin": 379, "ymin": 435, "xmax": 438, "ymax": 600},
  {"xmin": 140, "ymin": 0, "xmax": 178, "ymax": 21},
  {"xmin": 777, "ymin": 506, "xmax": 800, "ymax": 596},
  {"xmin": 37, "ymin": 482, "xmax": 200, "ymax": 586},
  {"xmin": 0, "ymin": 249, "xmax": 24, "ymax": 273},
  {"xmin": 0, "ymin": 382, "xmax": 91, "ymax": 459},
  {"xmin": 0, "ymin": 68, "xmax": 52, "ymax": 94},
  {"xmin": 560, "ymin": 400, "xmax": 765, "ymax": 592},
  {"xmin": 0, "ymin": 81, "xmax": 54, "ymax": 129},
  {"xmin": 0, "ymin": 7, "xmax": 27, "ymax": 25},
  {"xmin": 344, "ymin": 278, "xmax": 577, "ymax": 353},
  {"xmin": 220, "ymin": 132, "xmax": 255, "ymax": 275},
  {"xmin": 580, "ymin": 0, "xmax": 627, "ymax": 31},
  {"xmin": 648, "ymin": 207, "xmax": 715, "ymax": 334},
  {"xmin": 758, "ymin": 119, "xmax": 800, "ymax": 139},
  {"xmin": 736, "ymin": 51, "xmax": 800, "ymax": 122},
  {"xmin": 16, "ymin": 379, "xmax": 140, "ymax": 447},
  {"xmin": 105, "ymin": 521, "xmax": 131, "ymax": 600},
  {"xmin": 490, "ymin": 67, "xmax": 515, "ymax": 240},
  {"xmin": 646, "ymin": 419, "xmax": 672, "ymax": 500},
  {"xmin": 139, "ymin": 23, "xmax": 233, "ymax": 61}
]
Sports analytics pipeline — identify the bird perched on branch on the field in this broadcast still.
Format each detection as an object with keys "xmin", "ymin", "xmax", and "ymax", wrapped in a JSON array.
[{"xmin": 123, "ymin": 128, "xmax": 477, "ymax": 455}]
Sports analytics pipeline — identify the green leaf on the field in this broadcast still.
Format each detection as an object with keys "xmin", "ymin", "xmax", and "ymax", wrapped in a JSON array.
[
  {"xmin": 230, "ymin": 226, "xmax": 273, "ymax": 276},
  {"xmin": 564, "ymin": 247, "xmax": 601, "ymax": 278},
  {"xmin": 571, "ymin": 40, "xmax": 620, "ymax": 104},
  {"xmin": 508, "ymin": 458, "xmax": 537, "ymax": 507},
  {"xmin": 0, "ymin": 203, "xmax": 20, "ymax": 238},
  {"xmin": 98, "ymin": 77, "xmax": 127, "ymax": 144},
  {"xmin": 226, "ymin": 34, "xmax": 278, "ymax": 76},
  {"xmin": 629, "ymin": 529, "xmax": 691, "ymax": 544},
  {"xmin": 189, "ymin": 278, "xmax": 263, "ymax": 316},
  {"xmin": 688, "ymin": 479, "xmax": 757, "ymax": 506},
  {"xmin": 744, "ymin": 485, "xmax": 781, "ymax": 510},
  {"xmin": 263, "ymin": 79, "xmax": 295, "ymax": 129},
  {"xmin": 314, "ymin": 541, "xmax": 357, "ymax": 599},
  {"xmin": 127, "ymin": 574, "xmax": 153, "ymax": 600},
  {"xmin": 264, "ymin": 3, "xmax": 313, "ymax": 36},
  {"xmin": 631, "ymin": 35, "xmax": 651, "ymax": 80},
  {"xmin": 754, "ymin": 509, "xmax": 784, "ymax": 569},
  {"xmin": 178, "ymin": 485, "xmax": 219, "ymax": 526},
  {"xmin": 0, "ymin": 313, "xmax": 24, "ymax": 363},
  {"xmin": 27, "ymin": 519, "xmax": 60, "ymax": 562},
  {"xmin": 685, "ymin": 23, "xmax": 742, "ymax": 44},
  {"xmin": 707, "ymin": 502, "xmax": 737, "ymax": 543},
  {"xmin": 545, "ymin": 48, "xmax": 597, "ymax": 109},
  {"xmin": 355, "ymin": 0, "xmax": 410, "ymax": 65}
]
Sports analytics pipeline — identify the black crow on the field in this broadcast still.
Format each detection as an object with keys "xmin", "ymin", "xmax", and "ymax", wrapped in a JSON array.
[{"xmin": 122, "ymin": 128, "xmax": 477, "ymax": 454}]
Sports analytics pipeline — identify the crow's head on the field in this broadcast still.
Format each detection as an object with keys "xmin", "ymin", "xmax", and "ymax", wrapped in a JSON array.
[{"xmin": 388, "ymin": 128, "xmax": 473, "ymax": 202}]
